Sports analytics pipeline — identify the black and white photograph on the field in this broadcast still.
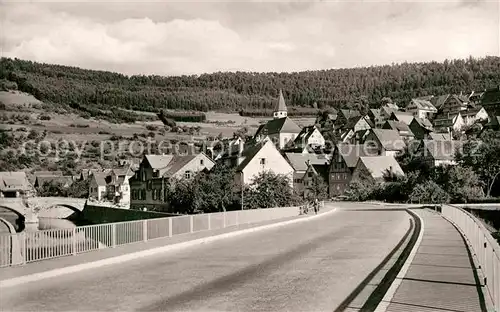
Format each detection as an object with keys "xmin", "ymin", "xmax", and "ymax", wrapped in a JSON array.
[{"xmin": 0, "ymin": 0, "xmax": 499, "ymax": 311}]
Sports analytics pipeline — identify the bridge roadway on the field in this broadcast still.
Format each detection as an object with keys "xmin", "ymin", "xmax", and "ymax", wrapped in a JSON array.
[{"xmin": 0, "ymin": 206, "xmax": 411, "ymax": 311}]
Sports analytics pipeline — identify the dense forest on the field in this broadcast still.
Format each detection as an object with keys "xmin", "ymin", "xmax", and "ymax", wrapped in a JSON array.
[{"xmin": 0, "ymin": 56, "xmax": 499, "ymax": 114}]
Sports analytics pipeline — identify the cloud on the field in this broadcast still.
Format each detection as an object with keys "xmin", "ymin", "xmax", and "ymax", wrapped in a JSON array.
[{"xmin": 1, "ymin": 0, "xmax": 498, "ymax": 75}]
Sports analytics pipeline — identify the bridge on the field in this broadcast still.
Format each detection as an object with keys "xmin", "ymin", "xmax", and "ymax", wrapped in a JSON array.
[
  {"xmin": 0, "ymin": 197, "xmax": 87, "ymax": 222},
  {"xmin": 0, "ymin": 202, "xmax": 498, "ymax": 312}
]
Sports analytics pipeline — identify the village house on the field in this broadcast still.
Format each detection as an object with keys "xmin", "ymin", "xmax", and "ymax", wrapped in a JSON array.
[
  {"xmin": 469, "ymin": 90, "xmax": 485, "ymax": 105},
  {"xmin": 233, "ymin": 137, "xmax": 294, "ymax": 190},
  {"xmin": 434, "ymin": 94, "xmax": 469, "ymax": 115},
  {"xmin": 284, "ymin": 153, "xmax": 329, "ymax": 195},
  {"xmin": 406, "ymin": 98, "xmax": 438, "ymax": 120},
  {"xmin": 34, "ymin": 175, "xmax": 74, "ymax": 189},
  {"xmin": 368, "ymin": 108, "xmax": 385, "ymax": 128},
  {"xmin": 329, "ymin": 144, "xmax": 378, "ymax": 197},
  {"xmin": 0, "ymin": 172, "xmax": 34, "ymax": 198},
  {"xmin": 459, "ymin": 106, "xmax": 489, "ymax": 126},
  {"xmin": 89, "ymin": 166, "xmax": 135, "ymax": 207},
  {"xmin": 335, "ymin": 109, "xmax": 361, "ymax": 128},
  {"xmin": 417, "ymin": 140, "xmax": 464, "ymax": 167},
  {"xmin": 253, "ymin": 90, "xmax": 302, "ymax": 149},
  {"xmin": 293, "ymin": 125, "xmax": 325, "ymax": 150},
  {"xmin": 129, "ymin": 153, "xmax": 214, "ymax": 211},
  {"xmin": 382, "ymin": 120, "xmax": 415, "ymax": 141},
  {"xmin": 339, "ymin": 115, "xmax": 373, "ymax": 143},
  {"xmin": 351, "ymin": 156, "xmax": 405, "ymax": 184},
  {"xmin": 379, "ymin": 105, "xmax": 398, "ymax": 124},
  {"xmin": 432, "ymin": 113, "xmax": 465, "ymax": 133},
  {"xmin": 409, "ymin": 117, "xmax": 434, "ymax": 140},
  {"xmin": 302, "ymin": 161, "xmax": 330, "ymax": 200},
  {"xmin": 480, "ymin": 86, "xmax": 500, "ymax": 116},
  {"xmin": 364, "ymin": 129, "xmax": 406, "ymax": 157}
]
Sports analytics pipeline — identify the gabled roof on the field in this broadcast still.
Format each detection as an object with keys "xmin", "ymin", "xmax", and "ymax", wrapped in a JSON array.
[
  {"xmin": 285, "ymin": 153, "xmax": 329, "ymax": 171},
  {"xmin": 428, "ymin": 132, "xmax": 452, "ymax": 141},
  {"xmin": 431, "ymin": 94, "xmax": 450, "ymax": 110},
  {"xmin": 409, "ymin": 98, "xmax": 437, "ymax": 112},
  {"xmin": 144, "ymin": 154, "xmax": 212, "ymax": 177},
  {"xmin": 411, "ymin": 117, "xmax": 433, "ymax": 131},
  {"xmin": 339, "ymin": 109, "xmax": 361, "ymax": 120},
  {"xmin": 92, "ymin": 172, "xmax": 108, "ymax": 187},
  {"xmin": 235, "ymin": 139, "xmax": 273, "ymax": 172},
  {"xmin": 306, "ymin": 163, "xmax": 330, "ymax": 182},
  {"xmin": 481, "ymin": 87, "xmax": 500, "ymax": 106},
  {"xmin": 357, "ymin": 156, "xmax": 405, "ymax": 180},
  {"xmin": 254, "ymin": 117, "xmax": 301, "ymax": 137},
  {"xmin": 35, "ymin": 176, "xmax": 73, "ymax": 188},
  {"xmin": 422, "ymin": 140, "xmax": 463, "ymax": 161},
  {"xmin": 383, "ymin": 120, "xmax": 414, "ymax": 137},
  {"xmin": 369, "ymin": 129, "xmax": 406, "ymax": 151},
  {"xmin": 294, "ymin": 125, "xmax": 321, "ymax": 145},
  {"xmin": 380, "ymin": 106, "xmax": 396, "ymax": 117},
  {"xmin": 275, "ymin": 89, "xmax": 287, "ymax": 112},
  {"xmin": 0, "ymin": 172, "xmax": 31, "ymax": 192},
  {"xmin": 145, "ymin": 155, "xmax": 175, "ymax": 170},
  {"xmin": 390, "ymin": 112, "xmax": 414, "ymax": 125},
  {"xmin": 334, "ymin": 144, "xmax": 379, "ymax": 168},
  {"xmin": 369, "ymin": 108, "xmax": 381, "ymax": 120}
]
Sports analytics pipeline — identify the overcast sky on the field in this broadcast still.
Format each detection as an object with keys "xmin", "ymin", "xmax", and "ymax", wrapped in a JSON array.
[{"xmin": 1, "ymin": 0, "xmax": 499, "ymax": 76}]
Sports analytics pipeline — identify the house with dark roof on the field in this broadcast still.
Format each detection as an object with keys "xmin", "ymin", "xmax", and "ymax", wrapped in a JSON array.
[
  {"xmin": 382, "ymin": 120, "xmax": 415, "ymax": 141},
  {"xmin": 364, "ymin": 129, "xmax": 406, "ymax": 157},
  {"xmin": 368, "ymin": 108, "xmax": 385, "ymax": 128},
  {"xmin": 34, "ymin": 176, "xmax": 74, "ymax": 189},
  {"xmin": 284, "ymin": 153, "xmax": 329, "ymax": 194},
  {"xmin": 329, "ymin": 144, "xmax": 379, "ymax": 196},
  {"xmin": 409, "ymin": 117, "xmax": 434, "ymax": 140},
  {"xmin": 233, "ymin": 137, "xmax": 294, "ymax": 189},
  {"xmin": 0, "ymin": 172, "xmax": 34, "ymax": 198},
  {"xmin": 432, "ymin": 113, "xmax": 465, "ymax": 133},
  {"xmin": 253, "ymin": 90, "xmax": 302, "ymax": 149},
  {"xmin": 379, "ymin": 105, "xmax": 398, "ymax": 124},
  {"xmin": 335, "ymin": 109, "xmax": 361, "ymax": 127},
  {"xmin": 480, "ymin": 87, "xmax": 500, "ymax": 115},
  {"xmin": 351, "ymin": 156, "xmax": 405, "ymax": 184},
  {"xmin": 417, "ymin": 140, "xmax": 464, "ymax": 167},
  {"xmin": 406, "ymin": 98, "xmax": 437, "ymax": 120},
  {"xmin": 460, "ymin": 106, "xmax": 489, "ymax": 126},
  {"xmin": 129, "ymin": 154, "xmax": 214, "ymax": 211},
  {"xmin": 436, "ymin": 94, "xmax": 469, "ymax": 115},
  {"xmin": 293, "ymin": 125, "xmax": 325, "ymax": 150},
  {"xmin": 302, "ymin": 161, "xmax": 330, "ymax": 200},
  {"xmin": 339, "ymin": 116, "xmax": 373, "ymax": 143}
]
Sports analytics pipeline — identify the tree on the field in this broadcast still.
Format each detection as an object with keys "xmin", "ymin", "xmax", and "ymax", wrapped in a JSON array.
[
  {"xmin": 456, "ymin": 130, "xmax": 500, "ymax": 196},
  {"xmin": 409, "ymin": 180, "xmax": 450, "ymax": 204},
  {"xmin": 432, "ymin": 165, "xmax": 484, "ymax": 203},
  {"xmin": 345, "ymin": 177, "xmax": 379, "ymax": 201},
  {"xmin": 305, "ymin": 175, "xmax": 328, "ymax": 200},
  {"xmin": 242, "ymin": 171, "xmax": 295, "ymax": 209},
  {"xmin": 37, "ymin": 180, "xmax": 67, "ymax": 197},
  {"xmin": 66, "ymin": 179, "xmax": 90, "ymax": 198}
]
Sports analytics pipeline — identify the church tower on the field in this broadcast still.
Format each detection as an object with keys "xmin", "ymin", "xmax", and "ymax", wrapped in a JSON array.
[{"xmin": 273, "ymin": 89, "xmax": 288, "ymax": 119}]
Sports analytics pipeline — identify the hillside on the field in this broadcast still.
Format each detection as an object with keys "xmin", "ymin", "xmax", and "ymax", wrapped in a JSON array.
[{"xmin": 1, "ymin": 56, "xmax": 500, "ymax": 114}]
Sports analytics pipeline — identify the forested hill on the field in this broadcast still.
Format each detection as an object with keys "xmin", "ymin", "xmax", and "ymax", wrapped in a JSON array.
[{"xmin": 1, "ymin": 56, "xmax": 499, "ymax": 113}]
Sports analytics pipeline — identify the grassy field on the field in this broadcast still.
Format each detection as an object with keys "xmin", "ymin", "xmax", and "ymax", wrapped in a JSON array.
[{"xmin": 0, "ymin": 91, "xmax": 43, "ymax": 107}]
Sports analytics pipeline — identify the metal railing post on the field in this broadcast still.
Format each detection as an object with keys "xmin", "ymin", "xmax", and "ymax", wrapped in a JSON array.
[
  {"xmin": 72, "ymin": 228, "xmax": 77, "ymax": 255},
  {"xmin": 190, "ymin": 215, "xmax": 194, "ymax": 233},
  {"xmin": 208, "ymin": 214, "xmax": 211, "ymax": 231},
  {"xmin": 168, "ymin": 218, "xmax": 172, "ymax": 237},
  {"xmin": 112, "ymin": 223, "xmax": 116, "ymax": 247},
  {"xmin": 223, "ymin": 211, "xmax": 226, "ymax": 228},
  {"xmin": 143, "ymin": 220, "xmax": 148, "ymax": 242}
]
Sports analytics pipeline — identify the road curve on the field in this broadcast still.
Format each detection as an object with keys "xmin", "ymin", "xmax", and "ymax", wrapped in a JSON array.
[{"xmin": 1, "ymin": 207, "xmax": 411, "ymax": 312}]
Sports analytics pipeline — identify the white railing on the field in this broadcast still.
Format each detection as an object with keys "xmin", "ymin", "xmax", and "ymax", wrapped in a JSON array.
[
  {"xmin": 0, "ymin": 205, "xmax": 306, "ymax": 268},
  {"xmin": 442, "ymin": 205, "xmax": 500, "ymax": 312}
]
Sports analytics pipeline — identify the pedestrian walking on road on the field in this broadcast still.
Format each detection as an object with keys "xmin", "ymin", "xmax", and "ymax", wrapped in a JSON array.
[{"xmin": 313, "ymin": 198, "xmax": 319, "ymax": 214}]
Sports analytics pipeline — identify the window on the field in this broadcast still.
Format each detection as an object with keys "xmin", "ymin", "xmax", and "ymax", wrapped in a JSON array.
[
  {"xmin": 260, "ymin": 158, "xmax": 266, "ymax": 165},
  {"xmin": 200, "ymin": 159, "xmax": 204, "ymax": 165},
  {"xmin": 153, "ymin": 170, "xmax": 159, "ymax": 178},
  {"xmin": 184, "ymin": 171, "xmax": 192, "ymax": 179},
  {"xmin": 147, "ymin": 180, "xmax": 152, "ymax": 190},
  {"xmin": 308, "ymin": 172, "xmax": 313, "ymax": 178},
  {"xmin": 141, "ymin": 189, "xmax": 146, "ymax": 200},
  {"xmin": 141, "ymin": 171, "xmax": 146, "ymax": 181},
  {"xmin": 152, "ymin": 189, "xmax": 157, "ymax": 200}
]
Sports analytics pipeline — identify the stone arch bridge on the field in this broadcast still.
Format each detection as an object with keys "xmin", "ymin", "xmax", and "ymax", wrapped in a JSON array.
[{"xmin": 0, "ymin": 197, "xmax": 87, "ymax": 222}]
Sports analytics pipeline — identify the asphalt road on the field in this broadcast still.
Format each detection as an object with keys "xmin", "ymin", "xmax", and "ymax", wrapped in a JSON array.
[{"xmin": 1, "ymin": 207, "xmax": 411, "ymax": 312}]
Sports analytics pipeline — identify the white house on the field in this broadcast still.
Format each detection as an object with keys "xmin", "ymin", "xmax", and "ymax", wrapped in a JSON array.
[
  {"xmin": 406, "ymin": 98, "xmax": 438, "ymax": 120},
  {"xmin": 293, "ymin": 125, "xmax": 325, "ymax": 149},
  {"xmin": 234, "ymin": 138, "xmax": 294, "ymax": 189},
  {"xmin": 364, "ymin": 129, "xmax": 406, "ymax": 157},
  {"xmin": 433, "ymin": 113, "xmax": 465, "ymax": 133},
  {"xmin": 89, "ymin": 165, "xmax": 135, "ymax": 207}
]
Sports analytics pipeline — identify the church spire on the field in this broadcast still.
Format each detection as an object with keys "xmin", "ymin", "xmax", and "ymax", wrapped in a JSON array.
[{"xmin": 273, "ymin": 89, "xmax": 288, "ymax": 119}]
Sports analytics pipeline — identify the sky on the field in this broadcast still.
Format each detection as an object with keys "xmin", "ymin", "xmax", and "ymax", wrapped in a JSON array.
[{"xmin": 1, "ymin": 0, "xmax": 499, "ymax": 76}]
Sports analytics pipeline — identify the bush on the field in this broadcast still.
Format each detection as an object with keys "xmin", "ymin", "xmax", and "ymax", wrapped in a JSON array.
[
  {"xmin": 145, "ymin": 124, "xmax": 158, "ymax": 131},
  {"xmin": 409, "ymin": 180, "xmax": 450, "ymax": 204},
  {"xmin": 158, "ymin": 110, "xmax": 206, "ymax": 123},
  {"xmin": 38, "ymin": 114, "xmax": 51, "ymax": 121}
]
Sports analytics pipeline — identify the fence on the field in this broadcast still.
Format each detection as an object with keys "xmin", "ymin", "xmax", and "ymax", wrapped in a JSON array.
[
  {"xmin": 0, "ymin": 206, "xmax": 304, "ymax": 268},
  {"xmin": 442, "ymin": 205, "xmax": 500, "ymax": 312}
]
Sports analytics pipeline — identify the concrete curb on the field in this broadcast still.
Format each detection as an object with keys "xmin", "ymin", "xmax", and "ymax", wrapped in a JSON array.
[
  {"xmin": 0, "ymin": 208, "xmax": 337, "ymax": 289},
  {"xmin": 374, "ymin": 209, "xmax": 425, "ymax": 312}
]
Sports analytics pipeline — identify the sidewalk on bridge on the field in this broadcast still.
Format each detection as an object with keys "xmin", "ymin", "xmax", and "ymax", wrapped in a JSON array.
[
  {"xmin": 0, "ymin": 206, "xmax": 335, "ymax": 283},
  {"xmin": 381, "ymin": 209, "xmax": 491, "ymax": 312}
]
